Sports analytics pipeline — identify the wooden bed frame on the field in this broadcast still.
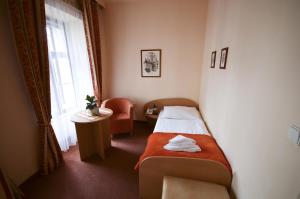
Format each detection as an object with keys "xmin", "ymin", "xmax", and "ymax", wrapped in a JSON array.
[
  {"xmin": 139, "ymin": 98, "xmax": 232, "ymax": 199},
  {"xmin": 143, "ymin": 98, "xmax": 199, "ymax": 113}
]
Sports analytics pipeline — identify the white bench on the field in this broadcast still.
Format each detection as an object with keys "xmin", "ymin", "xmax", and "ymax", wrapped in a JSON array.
[{"xmin": 162, "ymin": 176, "xmax": 230, "ymax": 199}]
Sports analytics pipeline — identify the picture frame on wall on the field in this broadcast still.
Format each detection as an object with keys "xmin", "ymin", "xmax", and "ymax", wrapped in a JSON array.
[
  {"xmin": 211, "ymin": 51, "xmax": 216, "ymax": 68},
  {"xmin": 220, "ymin": 47, "xmax": 229, "ymax": 69},
  {"xmin": 141, "ymin": 49, "xmax": 161, "ymax": 77}
]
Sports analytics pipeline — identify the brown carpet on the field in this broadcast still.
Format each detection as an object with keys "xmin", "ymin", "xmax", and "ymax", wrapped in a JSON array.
[{"xmin": 20, "ymin": 122, "xmax": 153, "ymax": 199}]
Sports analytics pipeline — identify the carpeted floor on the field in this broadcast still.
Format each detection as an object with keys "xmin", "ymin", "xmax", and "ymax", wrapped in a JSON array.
[{"xmin": 20, "ymin": 122, "xmax": 153, "ymax": 199}]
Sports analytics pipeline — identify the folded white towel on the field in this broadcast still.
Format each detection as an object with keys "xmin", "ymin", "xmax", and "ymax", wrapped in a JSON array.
[
  {"xmin": 163, "ymin": 135, "xmax": 201, "ymax": 152},
  {"xmin": 167, "ymin": 142, "xmax": 196, "ymax": 148},
  {"xmin": 163, "ymin": 143, "xmax": 201, "ymax": 152},
  {"xmin": 169, "ymin": 135, "xmax": 196, "ymax": 145}
]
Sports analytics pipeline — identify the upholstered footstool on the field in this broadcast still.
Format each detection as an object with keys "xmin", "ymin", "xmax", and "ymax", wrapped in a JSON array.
[{"xmin": 162, "ymin": 176, "xmax": 230, "ymax": 199}]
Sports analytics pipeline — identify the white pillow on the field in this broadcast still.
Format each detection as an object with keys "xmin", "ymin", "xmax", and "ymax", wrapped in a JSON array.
[{"xmin": 160, "ymin": 106, "xmax": 201, "ymax": 120}]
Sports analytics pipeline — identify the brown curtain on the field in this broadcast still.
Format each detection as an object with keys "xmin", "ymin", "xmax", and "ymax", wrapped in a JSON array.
[
  {"xmin": 81, "ymin": 0, "xmax": 103, "ymax": 103},
  {"xmin": 7, "ymin": 0, "xmax": 64, "ymax": 175},
  {"xmin": 0, "ymin": 169, "xmax": 24, "ymax": 199}
]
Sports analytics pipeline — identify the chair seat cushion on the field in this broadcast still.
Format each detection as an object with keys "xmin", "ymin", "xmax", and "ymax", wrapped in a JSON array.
[
  {"xmin": 111, "ymin": 113, "xmax": 130, "ymax": 121},
  {"xmin": 162, "ymin": 176, "xmax": 230, "ymax": 199}
]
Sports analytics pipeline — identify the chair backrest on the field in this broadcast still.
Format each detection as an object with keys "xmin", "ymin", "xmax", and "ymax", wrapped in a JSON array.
[{"xmin": 101, "ymin": 98, "xmax": 132, "ymax": 114}]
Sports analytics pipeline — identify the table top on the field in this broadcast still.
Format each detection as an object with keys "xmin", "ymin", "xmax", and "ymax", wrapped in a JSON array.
[
  {"xmin": 71, "ymin": 108, "xmax": 113, "ymax": 124},
  {"xmin": 145, "ymin": 114, "xmax": 159, "ymax": 119}
]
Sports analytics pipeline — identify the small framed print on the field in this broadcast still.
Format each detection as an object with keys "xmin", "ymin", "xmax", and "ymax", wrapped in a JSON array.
[
  {"xmin": 211, "ymin": 51, "xmax": 216, "ymax": 68},
  {"xmin": 220, "ymin": 47, "xmax": 229, "ymax": 69},
  {"xmin": 141, "ymin": 49, "xmax": 161, "ymax": 77}
]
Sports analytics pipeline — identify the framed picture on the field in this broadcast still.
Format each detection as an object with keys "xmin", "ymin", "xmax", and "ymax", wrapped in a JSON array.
[
  {"xmin": 220, "ymin": 47, "xmax": 229, "ymax": 69},
  {"xmin": 141, "ymin": 49, "xmax": 161, "ymax": 77},
  {"xmin": 211, "ymin": 51, "xmax": 216, "ymax": 68}
]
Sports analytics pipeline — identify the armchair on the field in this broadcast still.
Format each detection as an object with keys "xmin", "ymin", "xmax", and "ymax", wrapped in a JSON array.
[{"xmin": 101, "ymin": 98, "xmax": 134, "ymax": 135}]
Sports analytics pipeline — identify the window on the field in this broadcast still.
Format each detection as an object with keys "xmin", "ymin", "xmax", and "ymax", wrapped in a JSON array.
[
  {"xmin": 45, "ymin": 1, "xmax": 93, "ymax": 151},
  {"xmin": 47, "ymin": 19, "xmax": 77, "ymax": 114}
]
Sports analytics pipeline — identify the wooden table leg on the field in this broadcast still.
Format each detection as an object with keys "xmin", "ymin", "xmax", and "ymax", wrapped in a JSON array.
[
  {"xmin": 75, "ymin": 123, "xmax": 96, "ymax": 161},
  {"xmin": 94, "ymin": 121, "xmax": 105, "ymax": 159},
  {"xmin": 103, "ymin": 119, "xmax": 111, "ymax": 149},
  {"xmin": 75, "ymin": 121, "xmax": 110, "ymax": 161}
]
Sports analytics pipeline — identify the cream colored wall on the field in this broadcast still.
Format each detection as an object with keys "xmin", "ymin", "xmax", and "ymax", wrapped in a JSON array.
[
  {"xmin": 103, "ymin": 0, "xmax": 208, "ymax": 119},
  {"xmin": 200, "ymin": 0, "xmax": 300, "ymax": 198},
  {"xmin": 0, "ymin": 1, "xmax": 40, "ymax": 185}
]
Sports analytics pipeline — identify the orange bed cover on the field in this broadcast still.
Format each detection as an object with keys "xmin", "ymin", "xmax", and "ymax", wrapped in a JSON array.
[{"xmin": 135, "ymin": 132, "xmax": 232, "ymax": 174}]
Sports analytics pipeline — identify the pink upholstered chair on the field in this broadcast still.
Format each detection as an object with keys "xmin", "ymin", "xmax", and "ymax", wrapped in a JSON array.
[{"xmin": 101, "ymin": 98, "xmax": 134, "ymax": 135}]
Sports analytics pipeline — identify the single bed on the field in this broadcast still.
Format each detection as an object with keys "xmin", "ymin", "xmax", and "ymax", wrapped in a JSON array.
[
  {"xmin": 154, "ymin": 111, "xmax": 209, "ymax": 135},
  {"xmin": 138, "ymin": 98, "xmax": 232, "ymax": 199}
]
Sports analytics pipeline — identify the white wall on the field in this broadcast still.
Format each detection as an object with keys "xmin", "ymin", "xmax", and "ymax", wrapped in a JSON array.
[
  {"xmin": 0, "ymin": 1, "xmax": 40, "ymax": 185},
  {"xmin": 103, "ymin": 0, "xmax": 208, "ymax": 119},
  {"xmin": 200, "ymin": 0, "xmax": 300, "ymax": 198}
]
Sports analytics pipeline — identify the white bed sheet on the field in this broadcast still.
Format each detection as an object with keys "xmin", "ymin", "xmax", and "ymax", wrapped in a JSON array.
[{"xmin": 154, "ymin": 113, "xmax": 210, "ymax": 135}]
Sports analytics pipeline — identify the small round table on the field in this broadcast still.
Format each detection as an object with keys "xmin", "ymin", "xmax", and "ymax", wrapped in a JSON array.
[{"xmin": 71, "ymin": 108, "xmax": 113, "ymax": 161}]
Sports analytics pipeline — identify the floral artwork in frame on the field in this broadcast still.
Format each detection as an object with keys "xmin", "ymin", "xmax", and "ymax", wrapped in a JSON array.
[{"xmin": 141, "ymin": 49, "xmax": 161, "ymax": 77}]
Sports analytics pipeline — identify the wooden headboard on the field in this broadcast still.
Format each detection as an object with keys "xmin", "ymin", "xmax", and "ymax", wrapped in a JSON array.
[{"xmin": 143, "ymin": 98, "xmax": 199, "ymax": 114}]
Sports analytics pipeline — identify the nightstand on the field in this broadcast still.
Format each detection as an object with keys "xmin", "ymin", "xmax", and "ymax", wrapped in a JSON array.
[{"xmin": 145, "ymin": 114, "xmax": 158, "ymax": 126}]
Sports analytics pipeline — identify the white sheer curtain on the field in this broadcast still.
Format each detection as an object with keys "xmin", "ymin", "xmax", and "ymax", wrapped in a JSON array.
[{"xmin": 45, "ymin": 0, "xmax": 93, "ymax": 151}]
